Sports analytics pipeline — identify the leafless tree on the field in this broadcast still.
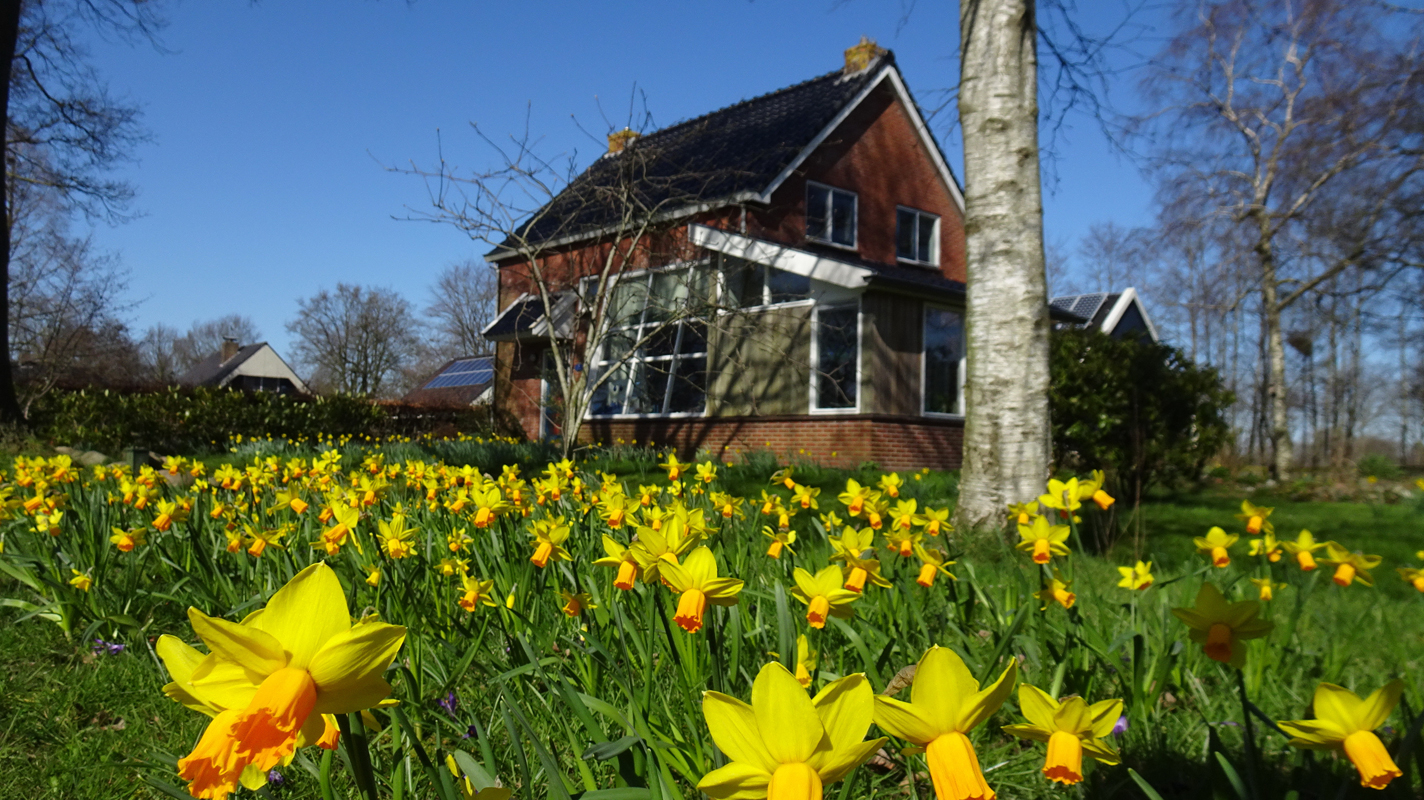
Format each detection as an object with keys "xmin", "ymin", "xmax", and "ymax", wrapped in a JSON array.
[
  {"xmin": 0, "ymin": 0, "xmax": 166, "ymax": 422},
  {"xmin": 1141, "ymin": 0, "xmax": 1424, "ymax": 478},
  {"xmin": 1077, "ymin": 221, "xmax": 1149, "ymax": 294},
  {"xmin": 425, "ymin": 258, "xmax": 498, "ymax": 358},
  {"xmin": 138, "ymin": 313, "xmax": 262, "ymax": 381},
  {"xmin": 286, "ymin": 283, "xmax": 423, "ymax": 398}
]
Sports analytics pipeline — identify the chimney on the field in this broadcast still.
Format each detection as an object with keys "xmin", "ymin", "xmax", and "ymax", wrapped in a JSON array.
[
  {"xmin": 844, "ymin": 36, "xmax": 887, "ymax": 75},
  {"xmin": 220, "ymin": 337, "xmax": 239, "ymax": 362},
  {"xmin": 607, "ymin": 128, "xmax": 640, "ymax": 154}
]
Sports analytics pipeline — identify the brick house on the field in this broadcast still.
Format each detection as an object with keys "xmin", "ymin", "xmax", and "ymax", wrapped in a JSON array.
[{"xmin": 484, "ymin": 41, "xmax": 1068, "ymax": 470}]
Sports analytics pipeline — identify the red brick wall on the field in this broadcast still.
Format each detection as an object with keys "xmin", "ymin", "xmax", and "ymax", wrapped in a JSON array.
[{"xmin": 581, "ymin": 414, "xmax": 964, "ymax": 472}]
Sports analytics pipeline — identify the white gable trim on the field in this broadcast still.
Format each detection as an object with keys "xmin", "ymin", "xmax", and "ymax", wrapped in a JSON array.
[
  {"xmin": 689, "ymin": 224, "xmax": 871, "ymax": 289},
  {"xmin": 1100, "ymin": 287, "xmax": 1160, "ymax": 343},
  {"xmin": 219, "ymin": 344, "xmax": 310, "ymax": 394},
  {"xmin": 757, "ymin": 63, "xmax": 966, "ymax": 214}
]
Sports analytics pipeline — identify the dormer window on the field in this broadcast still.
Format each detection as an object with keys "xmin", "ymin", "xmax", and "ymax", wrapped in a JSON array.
[
  {"xmin": 896, "ymin": 207, "xmax": 939, "ymax": 265},
  {"xmin": 806, "ymin": 182, "xmax": 857, "ymax": 247}
]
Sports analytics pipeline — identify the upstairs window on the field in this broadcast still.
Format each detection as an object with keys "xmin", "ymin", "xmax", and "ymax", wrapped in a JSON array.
[
  {"xmin": 721, "ymin": 256, "xmax": 811, "ymax": 308},
  {"xmin": 923, "ymin": 306, "xmax": 964, "ymax": 415},
  {"xmin": 806, "ymin": 182, "xmax": 857, "ymax": 247},
  {"xmin": 897, "ymin": 208, "xmax": 939, "ymax": 265}
]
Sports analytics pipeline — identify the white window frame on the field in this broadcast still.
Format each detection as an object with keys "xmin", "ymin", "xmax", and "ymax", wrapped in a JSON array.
[
  {"xmin": 714, "ymin": 253, "xmax": 815, "ymax": 312},
  {"xmin": 895, "ymin": 206, "xmax": 940, "ymax": 267},
  {"xmin": 920, "ymin": 303, "xmax": 965, "ymax": 419},
  {"xmin": 805, "ymin": 181, "xmax": 858, "ymax": 250},
  {"xmin": 809, "ymin": 299, "xmax": 863, "ymax": 414},
  {"xmin": 586, "ymin": 262, "xmax": 712, "ymax": 420}
]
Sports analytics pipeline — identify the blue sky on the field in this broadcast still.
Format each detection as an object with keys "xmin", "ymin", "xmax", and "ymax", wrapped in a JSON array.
[{"xmin": 80, "ymin": 0, "xmax": 1162, "ymax": 356}]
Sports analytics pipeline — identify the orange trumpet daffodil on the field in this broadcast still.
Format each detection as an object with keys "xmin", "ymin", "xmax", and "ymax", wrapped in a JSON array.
[
  {"xmin": 1319, "ymin": 543, "xmax": 1381, "ymax": 587},
  {"xmin": 912, "ymin": 545, "xmax": 956, "ymax": 588},
  {"xmin": 458, "ymin": 577, "xmax": 498, "ymax": 612},
  {"xmin": 1002, "ymin": 685, "xmax": 1122, "ymax": 786},
  {"xmin": 593, "ymin": 535, "xmax": 642, "ymax": 590},
  {"xmin": 1193, "ymin": 526, "xmax": 1238, "ymax": 568},
  {"xmin": 660, "ymin": 546, "xmax": 743, "ymax": 633},
  {"xmin": 1398, "ymin": 567, "xmax": 1424, "ymax": 593},
  {"xmin": 1281, "ymin": 529, "xmax": 1327, "ymax": 571},
  {"xmin": 1035, "ymin": 572, "xmax": 1076, "ymax": 610},
  {"xmin": 528, "ymin": 517, "xmax": 572, "ymax": 568},
  {"xmin": 792, "ymin": 566, "xmax": 860, "ymax": 629},
  {"xmin": 1248, "ymin": 532, "xmax": 1282, "ymax": 562},
  {"xmin": 1278, "ymin": 680, "xmax": 1404, "ymax": 790},
  {"xmin": 1015, "ymin": 516, "xmax": 1070, "ymax": 564},
  {"xmin": 1116, "ymin": 561, "xmax": 1153, "ymax": 591},
  {"xmin": 1170, "ymin": 583, "xmax": 1272, "ymax": 668},
  {"xmin": 1234, "ymin": 500, "xmax": 1274, "ymax": 535},
  {"xmin": 762, "ymin": 526, "xmax": 797, "ymax": 559}
]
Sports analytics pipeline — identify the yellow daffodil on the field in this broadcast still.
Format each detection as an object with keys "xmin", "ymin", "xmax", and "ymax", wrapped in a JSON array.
[
  {"xmin": 69, "ymin": 569, "xmax": 93, "ymax": 592},
  {"xmin": 458, "ymin": 576, "xmax": 497, "ymax": 612},
  {"xmin": 528, "ymin": 517, "xmax": 571, "ymax": 568},
  {"xmin": 1116, "ymin": 561, "xmax": 1153, "ymax": 591},
  {"xmin": 877, "ymin": 472, "xmax": 904, "ymax": 498},
  {"xmin": 1234, "ymin": 500, "xmax": 1273, "ymax": 535},
  {"xmin": 1193, "ymin": 526, "xmax": 1237, "ymax": 568},
  {"xmin": 435, "ymin": 557, "xmax": 470, "ymax": 577},
  {"xmin": 762, "ymin": 526, "xmax": 797, "ymax": 559},
  {"xmin": 884, "ymin": 526, "xmax": 922, "ymax": 559},
  {"xmin": 873, "ymin": 645, "xmax": 1017, "ymax": 800},
  {"xmin": 660, "ymin": 453, "xmax": 688, "ymax": 481},
  {"xmin": 1002, "ymin": 685, "xmax": 1121, "ymax": 785},
  {"xmin": 1006, "ymin": 502, "xmax": 1038, "ymax": 526},
  {"xmin": 792, "ymin": 483, "xmax": 821, "ymax": 511},
  {"xmin": 365, "ymin": 566, "xmax": 381, "ymax": 587},
  {"xmin": 1035, "ymin": 571, "xmax": 1076, "ymax": 609},
  {"xmin": 1015, "ymin": 516, "xmax": 1070, "ymax": 564},
  {"xmin": 837, "ymin": 480, "xmax": 878, "ymax": 517},
  {"xmin": 318, "ymin": 505, "xmax": 361, "ymax": 555},
  {"xmin": 447, "ymin": 527, "xmax": 473, "ymax": 553},
  {"xmin": 1170, "ymin": 583, "xmax": 1272, "ymax": 668},
  {"xmin": 1281, "ymin": 529, "xmax": 1327, "ymax": 571},
  {"xmin": 159, "ymin": 564, "xmax": 405, "ymax": 799},
  {"xmin": 828, "ymin": 527, "xmax": 875, "ymax": 562},
  {"xmin": 1081, "ymin": 470, "xmax": 1115, "ymax": 510},
  {"xmin": 660, "ymin": 546, "xmax": 743, "ymax": 633},
  {"xmin": 593, "ymin": 535, "xmax": 642, "ymax": 590},
  {"xmin": 560, "ymin": 590, "xmax": 594, "ymax": 617},
  {"xmin": 792, "ymin": 566, "xmax": 860, "ymax": 629},
  {"xmin": 696, "ymin": 461, "xmax": 718, "ymax": 484},
  {"xmin": 1248, "ymin": 577, "xmax": 1285, "ymax": 601},
  {"xmin": 1319, "ymin": 543, "xmax": 1381, "ymax": 587},
  {"xmin": 110, "ymin": 526, "xmax": 147, "ymax": 552},
  {"xmin": 794, "ymin": 635, "xmax": 818, "ymax": 687},
  {"xmin": 1039, "ymin": 477, "xmax": 1083, "ymax": 516},
  {"xmin": 840, "ymin": 551, "xmax": 891, "ymax": 593},
  {"xmin": 273, "ymin": 490, "xmax": 308, "ymax": 515},
  {"xmin": 697, "ymin": 662, "xmax": 886, "ymax": 800},
  {"xmin": 469, "ymin": 486, "xmax": 509, "ymax": 528},
  {"xmin": 1398, "ymin": 567, "xmax": 1424, "ymax": 593},
  {"xmin": 710, "ymin": 491, "xmax": 744, "ymax": 519},
  {"xmin": 377, "ymin": 514, "xmax": 417, "ymax": 559},
  {"xmin": 912, "ymin": 545, "xmax": 956, "ymax": 588},
  {"xmin": 1278, "ymin": 680, "xmax": 1404, "ymax": 790},
  {"xmin": 771, "ymin": 466, "xmax": 797, "ymax": 490},
  {"xmin": 919, "ymin": 505, "xmax": 951, "ymax": 537},
  {"xmin": 1248, "ymin": 532, "xmax": 1282, "ymax": 562}
]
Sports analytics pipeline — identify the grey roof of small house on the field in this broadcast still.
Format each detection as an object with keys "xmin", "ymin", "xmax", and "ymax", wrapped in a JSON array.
[
  {"xmin": 1050, "ymin": 293, "xmax": 1111, "ymax": 325},
  {"xmin": 178, "ymin": 343, "xmax": 267, "ymax": 388},
  {"xmin": 495, "ymin": 54, "xmax": 921, "ymax": 253}
]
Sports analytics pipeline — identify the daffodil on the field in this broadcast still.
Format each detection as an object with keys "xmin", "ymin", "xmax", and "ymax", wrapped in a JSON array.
[
  {"xmin": 912, "ymin": 545, "xmax": 956, "ymax": 588},
  {"xmin": 840, "ymin": 550, "xmax": 891, "ymax": 593},
  {"xmin": 711, "ymin": 491, "xmax": 744, "ymax": 519},
  {"xmin": 696, "ymin": 461, "xmax": 718, "ymax": 484},
  {"xmin": 791, "ymin": 567, "xmax": 860, "ymax": 629},
  {"xmin": 1081, "ymin": 470, "xmax": 1115, "ymax": 511},
  {"xmin": 1116, "ymin": 561, "xmax": 1153, "ymax": 590},
  {"xmin": 593, "ymin": 535, "xmax": 642, "ymax": 590},
  {"xmin": 365, "ymin": 566, "xmax": 381, "ymax": 587},
  {"xmin": 1035, "ymin": 571, "xmax": 1076, "ymax": 609},
  {"xmin": 1234, "ymin": 500, "xmax": 1273, "ymax": 535},
  {"xmin": 69, "ymin": 569, "xmax": 93, "ymax": 592},
  {"xmin": 877, "ymin": 472, "xmax": 904, "ymax": 498},
  {"xmin": 447, "ymin": 527, "xmax": 474, "ymax": 553},
  {"xmin": 1278, "ymin": 680, "xmax": 1403, "ymax": 790},
  {"xmin": 1039, "ymin": 477, "xmax": 1083, "ymax": 516},
  {"xmin": 1248, "ymin": 532, "xmax": 1282, "ymax": 562},
  {"xmin": 159, "ymin": 564, "xmax": 405, "ymax": 798},
  {"xmin": 794, "ymin": 635, "xmax": 818, "ymax": 687},
  {"xmin": 660, "ymin": 546, "xmax": 743, "ymax": 633},
  {"xmin": 1002, "ymin": 685, "xmax": 1121, "ymax": 785},
  {"xmin": 560, "ymin": 590, "xmax": 594, "ymax": 617},
  {"xmin": 435, "ymin": 557, "xmax": 470, "ymax": 577},
  {"xmin": 1006, "ymin": 502, "xmax": 1038, "ymax": 526},
  {"xmin": 1248, "ymin": 577, "xmax": 1285, "ymax": 601},
  {"xmin": 1170, "ymin": 583, "xmax": 1272, "ymax": 668},
  {"xmin": 919, "ymin": 505, "xmax": 951, "ymax": 536},
  {"xmin": 528, "ymin": 517, "xmax": 571, "ymax": 567},
  {"xmin": 697, "ymin": 662, "xmax": 886, "ymax": 800},
  {"xmin": 1398, "ymin": 567, "xmax": 1424, "ymax": 593},
  {"xmin": 1319, "ymin": 543, "xmax": 1381, "ymax": 587},
  {"xmin": 1193, "ymin": 526, "xmax": 1237, "ymax": 568},
  {"xmin": 660, "ymin": 453, "xmax": 688, "ymax": 481},
  {"xmin": 873, "ymin": 646, "xmax": 1017, "ymax": 800},
  {"xmin": 771, "ymin": 466, "xmax": 797, "ymax": 490},
  {"xmin": 1281, "ymin": 529, "xmax": 1327, "ymax": 571},
  {"xmin": 1015, "ymin": 516, "xmax": 1070, "ymax": 564},
  {"xmin": 110, "ymin": 526, "xmax": 147, "ymax": 552},
  {"xmin": 763, "ymin": 526, "xmax": 797, "ymax": 559},
  {"xmin": 837, "ymin": 480, "xmax": 878, "ymax": 517},
  {"xmin": 792, "ymin": 483, "xmax": 821, "ymax": 511}
]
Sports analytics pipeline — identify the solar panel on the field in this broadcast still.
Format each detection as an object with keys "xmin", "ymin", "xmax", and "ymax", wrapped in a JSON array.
[{"xmin": 421, "ymin": 357, "xmax": 494, "ymax": 390}]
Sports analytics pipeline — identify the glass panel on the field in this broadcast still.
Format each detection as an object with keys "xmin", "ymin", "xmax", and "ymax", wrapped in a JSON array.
[
  {"xmin": 626, "ymin": 359, "xmax": 672, "ymax": 414},
  {"xmin": 897, "ymin": 209, "xmax": 916, "ymax": 260},
  {"xmin": 589, "ymin": 364, "xmax": 630, "ymax": 416},
  {"xmin": 923, "ymin": 307, "xmax": 964, "ymax": 414},
  {"xmin": 830, "ymin": 191, "xmax": 856, "ymax": 246},
  {"xmin": 767, "ymin": 268, "xmax": 810, "ymax": 304},
  {"xmin": 599, "ymin": 328, "xmax": 635, "ymax": 363},
  {"xmin": 815, "ymin": 306, "xmax": 859, "ymax": 409},
  {"xmin": 806, "ymin": 185, "xmax": 829, "ymax": 239},
  {"xmin": 642, "ymin": 325, "xmax": 679, "ymax": 358},
  {"xmin": 917, "ymin": 214, "xmax": 936, "ymax": 263},
  {"xmin": 668, "ymin": 356, "xmax": 707, "ymax": 413},
  {"xmin": 646, "ymin": 268, "xmax": 689, "ymax": 323},
  {"xmin": 723, "ymin": 257, "xmax": 765, "ymax": 308},
  {"xmin": 607, "ymin": 276, "xmax": 648, "ymax": 327},
  {"xmin": 679, "ymin": 321, "xmax": 708, "ymax": 355},
  {"xmin": 685, "ymin": 265, "xmax": 714, "ymax": 312}
]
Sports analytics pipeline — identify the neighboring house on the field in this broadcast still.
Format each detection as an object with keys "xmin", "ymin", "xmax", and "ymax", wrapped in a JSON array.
[
  {"xmin": 484, "ymin": 40, "xmax": 1073, "ymax": 470},
  {"xmin": 403, "ymin": 356, "xmax": 495, "ymax": 407},
  {"xmin": 178, "ymin": 340, "xmax": 309, "ymax": 395},
  {"xmin": 1050, "ymin": 288, "xmax": 1159, "ymax": 343}
]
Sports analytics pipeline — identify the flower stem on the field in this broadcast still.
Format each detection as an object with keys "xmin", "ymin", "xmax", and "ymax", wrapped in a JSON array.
[{"xmin": 1235, "ymin": 669, "xmax": 1260, "ymax": 799}]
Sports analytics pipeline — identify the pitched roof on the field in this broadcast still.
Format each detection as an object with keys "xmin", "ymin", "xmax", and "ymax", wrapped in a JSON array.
[
  {"xmin": 495, "ymin": 56, "xmax": 896, "ymax": 254},
  {"xmin": 178, "ymin": 343, "xmax": 267, "ymax": 388},
  {"xmin": 1050, "ymin": 289, "xmax": 1160, "ymax": 341},
  {"xmin": 1050, "ymin": 293, "xmax": 1113, "ymax": 326},
  {"xmin": 403, "ymin": 356, "xmax": 494, "ymax": 407}
]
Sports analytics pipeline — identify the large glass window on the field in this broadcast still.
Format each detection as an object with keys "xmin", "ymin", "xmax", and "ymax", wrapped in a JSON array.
[
  {"xmin": 896, "ymin": 208, "xmax": 939, "ymax": 264},
  {"xmin": 721, "ymin": 255, "xmax": 810, "ymax": 308},
  {"xmin": 814, "ymin": 304, "xmax": 859, "ymax": 410},
  {"xmin": 806, "ymin": 182, "xmax": 857, "ymax": 247},
  {"xmin": 923, "ymin": 306, "xmax": 964, "ymax": 415},
  {"xmin": 590, "ymin": 266, "xmax": 711, "ymax": 416}
]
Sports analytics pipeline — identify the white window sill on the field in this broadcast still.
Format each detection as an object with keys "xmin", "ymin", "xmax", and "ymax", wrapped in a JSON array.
[
  {"xmin": 896, "ymin": 257, "xmax": 940, "ymax": 269},
  {"xmin": 805, "ymin": 237, "xmax": 859, "ymax": 253}
]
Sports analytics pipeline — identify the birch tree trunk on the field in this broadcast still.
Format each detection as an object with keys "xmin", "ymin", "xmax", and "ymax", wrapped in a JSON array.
[{"xmin": 953, "ymin": 0, "xmax": 1052, "ymax": 532}]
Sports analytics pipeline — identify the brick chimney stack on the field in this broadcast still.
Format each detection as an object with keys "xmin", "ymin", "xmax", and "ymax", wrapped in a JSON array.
[
  {"xmin": 220, "ymin": 337, "xmax": 239, "ymax": 362},
  {"xmin": 844, "ymin": 36, "xmax": 887, "ymax": 75},
  {"xmin": 607, "ymin": 128, "xmax": 640, "ymax": 154}
]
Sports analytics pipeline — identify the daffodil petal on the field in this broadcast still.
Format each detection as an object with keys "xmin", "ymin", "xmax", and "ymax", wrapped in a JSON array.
[
  {"xmin": 1082, "ymin": 738, "xmax": 1121, "ymax": 765},
  {"xmin": 157, "ymin": 635, "xmax": 206, "ymax": 686},
  {"xmin": 188, "ymin": 607, "xmax": 286, "ymax": 674},
  {"xmin": 811, "ymin": 674, "xmax": 874, "ymax": 754},
  {"xmin": 1017, "ymin": 684, "xmax": 1059, "ymax": 731},
  {"xmin": 249, "ymin": 562, "xmax": 352, "ymax": 669},
  {"xmin": 696, "ymin": 762, "xmax": 772, "ymax": 800},
  {"xmin": 1278, "ymin": 718, "xmax": 1348, "ymax": 749},
  {"xmin": 1088, "ymin": 699, "xmax": 1123, "ymax": 740},
  {"xmin": 873, "ymin": 695, "xmax": 940, "ymax": 744},
  {"xmin": 911, "ymin": 646, "xmax": 977, "ymax": 731},
  {"xmin": 660, "ymin": 561, "xmax": 694, "ymax": 593},
  {"xmin": 1053, "ymin": 696, "xmax": 1092, "ymax": 735},
  {"xmin": 1355, "ymin": 680, "xmax": 1403, "ymax": 732},
  {"xmin": 815, "ymin": 736, "xmax": 886, "ymax": 784},
  {"xmin": 1312, "ymin": 683, "xmax": 1363, "ymax": 732},
  {"xmin": 702, "ymin": 691, "xmax": 778, "ymax": 773},
  {"xmin": 957, "ymin": 659, "xmax": 1017, "ymax": 732},
  {"xmin": 190, "ymin": 655, "xmax": 262, "ymax": 711},
  {"xmin": 684, "ymin": 547, "xmax": 717, "ymax": 584},
  {"xmin": 1002, "ymin": 723, "xmax": 1052, "ymax": 742},
  {"xmin": 307, "ymin": 621, "xmax": 406, "ymax": 714},
  {"xmin": 752, "ymin": 662, "xmax": 829, "ymax": 763}
]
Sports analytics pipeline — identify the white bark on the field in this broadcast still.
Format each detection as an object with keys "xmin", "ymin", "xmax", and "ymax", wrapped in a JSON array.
[{"xmin": 953, "ymin": 0, "xmax": 1052, "ymax": 531}]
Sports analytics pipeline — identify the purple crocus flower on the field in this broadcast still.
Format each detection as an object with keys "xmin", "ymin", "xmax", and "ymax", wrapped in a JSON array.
[
  {"xmin": 438, "ymin": 690, "xmax": 458, "ymax": 718},
  {"xmin": 266, "ymin": 770, "xmax": 286, "ymax": 787},
  {"xmin": 1111, "ymin": 715, "xmax": 1129, "ymax": 736},
  {"xmin": 91, "ymin": 638, "xmax": 126, "ymax": 655},
  {"xmin": 464, "ymin": 724, "xmax": 478, "ymax": 739}
]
